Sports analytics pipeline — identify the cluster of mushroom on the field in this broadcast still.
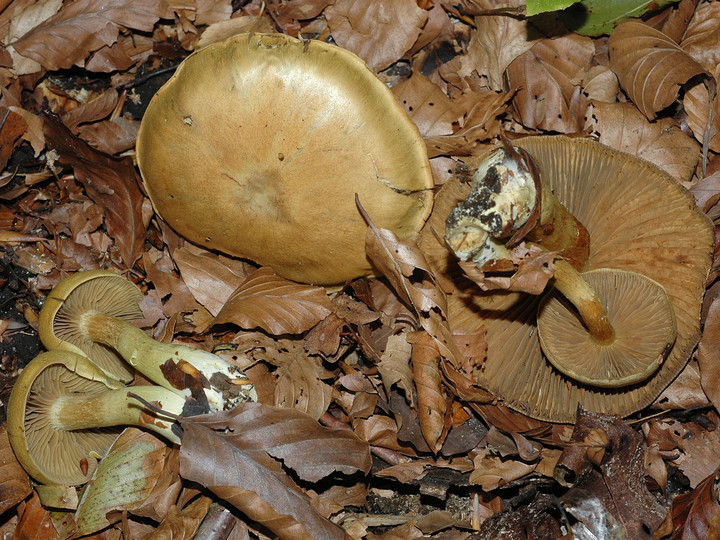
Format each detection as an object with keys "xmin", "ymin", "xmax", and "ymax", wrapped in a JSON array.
[
  {"xmin": 421, "ymin": 136, "xmax": 714, "ymax": 423},
  {"xmin": 9, "ymin": 270, "xmax": 256, "ymax": 486}
]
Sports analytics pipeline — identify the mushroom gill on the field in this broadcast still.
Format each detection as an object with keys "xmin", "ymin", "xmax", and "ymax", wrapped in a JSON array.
[{"xmin": 420, "ymin": 136, "xmax": 714, "ymax": 423}]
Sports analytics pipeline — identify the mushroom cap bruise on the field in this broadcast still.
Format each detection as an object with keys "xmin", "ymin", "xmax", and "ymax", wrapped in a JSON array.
[
  {"xmin": 136, "ymin": 33, "xmax": 434, "ymax": 286},
  {"xmin": 39, "ymin": 270, "xmax": 143, "ymax": 382},
  {"xmin": 7, "ymin": 351, "xmax": 125, "ymax": 486},
  {"xmin": 537, "ymin": 268, "xmax": 677, "ymax": 388},
  {"xmin": 420, "ymin": 136, "xmax": 714, "ymax": 423}
]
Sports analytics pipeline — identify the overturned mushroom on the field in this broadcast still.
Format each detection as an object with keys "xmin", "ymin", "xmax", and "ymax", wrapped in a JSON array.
[
  {"xmin": 39, "ymin": 270, "xmax": 256, "ymax": 411},
  {"xmin": 7, "ymin": 350, "xmax": 188, "ymax": 486},
  {"xmin": 421, "ymin": 136, "xmax": 713, "ymax": 422},
  {"xmin": 136, "ymin": 32, "xmax": 434, "ymax": 286}
]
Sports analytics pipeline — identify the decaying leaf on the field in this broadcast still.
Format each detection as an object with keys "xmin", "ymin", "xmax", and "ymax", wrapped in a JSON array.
[
  {"xmin": 0, "ymin": 426, "xmax": 32, "ymax": 516},
  {"xmin": 42, "ymin": 112, "xmax": 146, "ymax": 267},
  {"xmin": 325, "ymin": 0, "xmax": 428, "ymax": 71},
  {"xmin": 409, "ymin": 331, "xmax": 447, "ymax": 453},
  {"xmin": 609, "ymin": 20, "xmax": 708, "ymax": 120},
  {"xmin": 178, "ymin": 402, "xmax": 371, "ymax": 539},
  {"xmin": 212, "ymin": 267, "xmax": 332, "ymax": 335},
  {"xmin": 11, "ymin": 0, "xmax": 166, "ymax": 71}
]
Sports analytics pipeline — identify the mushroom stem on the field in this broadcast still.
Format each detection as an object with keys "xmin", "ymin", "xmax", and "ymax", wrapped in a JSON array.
[
  {"xmin": 79, "ymin": 311, "xmax": 254, "ymax": 412},
  {"xmin": 551, "ymin": 259, "xmax": 616, "ymax": 344},
  {"xmin": 50, "ymin": 386, "xmax": 184, "ymax": 444},
  {"xmin": 445, "ymin": 140, "xmax": 590, "ymax": 270}
]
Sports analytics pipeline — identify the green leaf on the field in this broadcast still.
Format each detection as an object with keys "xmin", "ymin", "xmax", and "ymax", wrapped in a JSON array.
[
  {"xmin": 559, "ymin": 0, "xmax": 678, "ymax": 36},
  {"xmin": 525, "ymin": 0, "xmax": 579, "ymax": 16}
]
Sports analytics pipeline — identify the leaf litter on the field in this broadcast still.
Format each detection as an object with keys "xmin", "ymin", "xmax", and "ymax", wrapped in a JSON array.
[{"xmin": 2, "ymin": 0, "xmax": 720, "ymax": 538}]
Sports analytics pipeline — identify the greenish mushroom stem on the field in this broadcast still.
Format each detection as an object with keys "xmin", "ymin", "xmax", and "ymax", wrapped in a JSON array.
[
  {"xmin": 78, "ymin": 310, "xmax": 254, "ymax": 412},
  {"xmin": 50, "ymin": 384, "xmax": 185, "ymax": 445}
]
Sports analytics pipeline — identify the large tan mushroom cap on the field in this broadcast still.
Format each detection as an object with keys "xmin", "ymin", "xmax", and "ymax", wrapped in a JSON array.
[
  {"xmin": 420, "ymin": 136, "xmax": 714, "ymax": 423},
  {"xmin": 39, "ymin": 270, "xmax": 143, "ymax": 382},
  {"xmin": 7, "ymin": 351, "xmax": 124, "ymax": 486},
  {"xmin": 137, "ymin": 33, "xmax": 434, "ymax": 286}
]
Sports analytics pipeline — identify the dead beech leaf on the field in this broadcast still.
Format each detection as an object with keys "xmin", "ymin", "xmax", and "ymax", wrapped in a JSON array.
[
  {"xmin": 377, "ymin": 332, "xmax": 415, "ymax": 406},
  {"xmin": 392, "ymin": 71, "xmax": 462, "ymax": 138},
  {"xmin": 608, "ymin": 20, "xmax": 708, "ymax": 120},
  {"xmin": 506, "ymin": 34, "xmax": 594, "ymax": 133},
  {"xmin": 274, "ymin": 352, "xmax": 333, "ymax": 420},
  {"xmin": 467, "ymin": 6, "xmax": 538, "ymax": 91},
  {"xmin": 178, "ymin": 402, "xmax": 371, "ymax": 540},
  {"xmin": 679, "ymin": 1, "xmax": 720, "ymax": 73},
  {"xmin": 587, "ymin": 101, "xmax": 701, "ymax": 184},
  {"xmin": 77, "ymin": 117, "xmax": 140, "ymax": 155},
  {"xmin": 43, "ymin": 112, "xmax": 146, "ymax": 267},
  {"xmin": 11, "ymin": 0, "xmax": 166, "ymax": 71},
  {"xmin": 409, "ymin": 331, "xmax": 447, "ymax": 453},
  {"xmin": 61, "ymin": 90, "xmax": 118, "ymax": 132},
  {"xmin": 684, "ymin": 69, "xmax": 720, "ymax": 153},
  {"xmin": 0, "ymin": 425, "xmax": 32, "ymax": 515},
  {"xmin": 212, "ymin": 267, "xmax": 332, "ymax": 335},
  {"xmin": 0, "ymin": 107, "xmax": 27, "ymax": 171},
  {"xmin": 173, "ymin": 244, "xmax": 252, "ymax": 317},
  {"xmin": 13, "ymin": 491, "xmax": 59, "ymax": 540},
  {"xmin": 698, "ymin": 293, "xmax": 720, "ymax": 416},
  {"xmin": 652, "ymin": 468, "xmax": 720, "ymax": 540},
  {"xmin": 361, "ymin": 200, "xmax": 463, "ymax": 368},
  {"xmin": 147, "ymin": 496, "xmax": 213, "ymax": 540},
  {"xmin": 325, "ymin": 0, "xmax": 428, "ymax": 71}
]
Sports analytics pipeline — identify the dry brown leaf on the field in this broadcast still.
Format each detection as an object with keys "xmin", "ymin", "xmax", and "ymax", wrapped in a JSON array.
[
  {"xmin": 467, "ymin": 7, "xmax": 537, "ymax": 91},
  {"xmin": 212, "ymin": 267, "xmax": 332, "ymax": 335},
  {"xmin": 178, "ymin": 402, "xmax": 371, "ymax": 539},
  {"xmin": 507, "ymin": 34, "xmax": 594, "ymax": 133},
  {"xmin": 409, "ymin": 331, "xmax": 447, "ymax": 453},
  {"xmin": 608, "ymin": 20, "xmax": 708, "ymax": 120},
  {"xmin": 0, "ymin": 425, "xmax": 32, "ymax": 516},
  {"xmin": 361, "ymin": 202, "xmax": 463, "ymax": 368},
  {"xmin": 0, "ymin": 107, "xmax": 27, "ymax": 171},
  {"xmin": 61, "ymin": 90, "xmax": 118, "ymax": 132},
  {"xmin": 698, "ymin": 293, "xmax": 720, "ymax": 415},
  {"xmin": 4, "ymin": 0, "xmax": 62, "ymax": 75},
  {"xmin": 145, "ymin": 496, "xmax": 213, "ymax": 540},
  {"xmin": 684, "ymin": 68, "xmax": 720, "ymax": 153},
  {"xmin": 652, "ymin": 468, "xmax": 720, "ymax": 539},
  {"xmin": 173, "ymin": 244, "xmax": 252, "ymax": 317},
  {"xmin": 587, "ymin": 100, "xmax": 701, "ymax": 184},
  {"xmin": 11, "ymin": 0, "xmax": 165, "ymax": 71},
  {"xmin": 470, "ymin": 448, "xmax": 536, "ymax": 491},
  {"xmin": 392, "ymin": 71, "xmax": 462, "ymax": 138},
  {"xmin": 325, "ymin": 0, "xmax": 428, "ymax": 71},
  {"xmin": 679, "ymin": 1, "xmax": 720, "ymax": 73},
  {"xmin": 661, "ymin": 0, "xmax": 699, "ymax": 44},
  {"xmin": 377, "ymin": 332, "xmax": 414, "ymax": 406},
  {"xmin": 7, "ymin": 105, "xmax": 44, "ymax": 156},
  {"xmin": 43, "ymin": 112, "xmax": 146, "ymax": 267},
  {"xmin": 13, "ymin": 491, "xmax": 60, "ymax": 540},
  {"xmin": 274, "ymin": 352, "xmax": 333, "ymax": 420},
  {"xmin": 77, "ymin": 117, "xmax": 140, "ymax": 155}
]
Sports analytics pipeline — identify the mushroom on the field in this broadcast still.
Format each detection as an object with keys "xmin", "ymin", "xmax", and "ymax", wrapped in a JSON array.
[
  {"xmin": 420, "ymin": 135, "xmax": 714, "ymax": 422},
  {"xmin": 39, "ymin": 270, "xmax": 256, "ymax": 411},
  {"xmin": 7, "ymin": 350, "xmax": 187, "ymax": 486},
  {"xmin": 135, "ymin": 32, "xmax": 434, "ymax": 286}
]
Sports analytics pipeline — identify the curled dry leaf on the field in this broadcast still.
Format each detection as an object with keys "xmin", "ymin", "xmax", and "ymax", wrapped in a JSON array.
[
  {"xmin": 11, "ymin": 0, "xmax": 166, "ymax": 71},
  {"xmin": 0, "ymin": 426, "xmax": 32, "ymax": 516},
  {"xmin": 587, "ymin": 100, "xmax": 701, "ymax": 184},
  {"xmin": 361, "ymin": 200, "xmax": 462, "ymax": 368},
  {"xmin": 467, "ymin": 5, "xmax": 538, "ymax": 91},
  {"xmin": 608, "ymin": 20, "xmax": 708, "ymax": 120},
  {"xmin": 61, "ymin": 90, "xmax": 118, "ymax": 132},
  {"xmin": 409, "ymin": 331, "xmax": 447, "ymax": 453},
  {"xmin": 325, "ymin": 0, "xmax": 428, "ymax": 71},
  {"xmin": 377, "ymin": 332, "xmax": 415, "ymax": 406},
  {"xmin": 212, "ymin": 267, "xmax": 332, "ymax": 335},
  {"xmin": 697, "ymin": 293, "xmax": 720, "ymax": 417},
  {"xmin": 178, "ymin": 402, "xmax": 371, "ymax": 540},
  {"xmin": 274, "ymin": 351, "xmax": 333, "ymax": 421},
  {"xmin": 679, "ymin": 1, "xmax": 720, "ymax": 73},
  {"xmin": 652, "ymin": 468, "xmax": 720, "ymax": 540},
  {"xmin": 77, "ymin": 117, "xmax": 140, "ymax": 155},
  {"xmin": 507, "ymin": 34, "xmax": 594, "ymax": 133},
  {"xmin": 392, "ymin": 71, "xmax": 463, "ymax": 138},
  {"xmin": 149, "ymin": 496, "xmax": 214, "ymax": 540},
  {"xmin": 42, "ymin": 112, "xmax": 146, "ymax": 267},
  {"xmin": 684, "ymin": 68, "xmax": 720, "ymax": 153}
]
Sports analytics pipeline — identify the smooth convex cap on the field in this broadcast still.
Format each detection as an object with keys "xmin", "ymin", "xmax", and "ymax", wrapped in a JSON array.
[{"xmin": 136, "ymin": 32, "xmax": 434, "ymax": 286}]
